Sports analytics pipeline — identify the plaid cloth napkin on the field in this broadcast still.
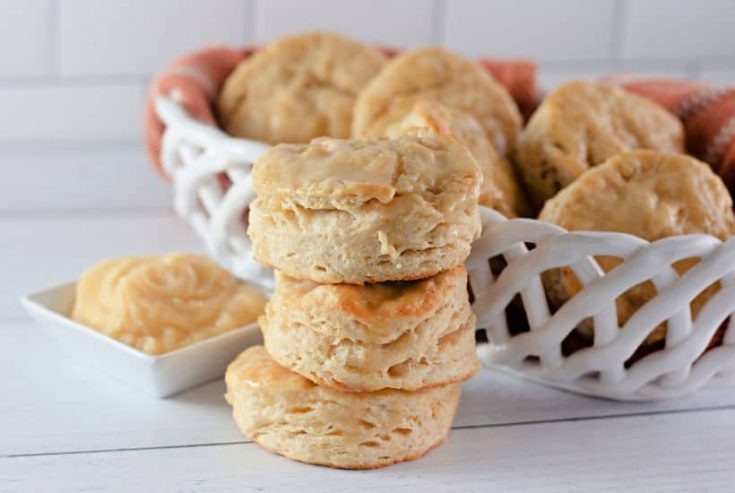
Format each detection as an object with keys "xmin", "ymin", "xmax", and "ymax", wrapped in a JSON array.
[{"xmin": 620, "ymin": 78, "xmax": 735, "ymax": 192}]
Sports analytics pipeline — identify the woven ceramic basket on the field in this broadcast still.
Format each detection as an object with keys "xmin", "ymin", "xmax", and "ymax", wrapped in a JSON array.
[{"xmin": 156, "ymin": 95, "xmax": 735, "ymax": 401}]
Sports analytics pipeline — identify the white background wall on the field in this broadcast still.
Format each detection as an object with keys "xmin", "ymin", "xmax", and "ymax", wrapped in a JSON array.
[{"xmin": 1, "ymin": 0, "xmax": 734, "ymax": 146}]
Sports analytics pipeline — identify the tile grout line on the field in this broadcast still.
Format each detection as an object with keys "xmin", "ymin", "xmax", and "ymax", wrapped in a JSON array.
[
  {"xmin": 610, "ymin": 0, "xmax": 628, "ymax": 71},
  {"xmin": 0, "ymin": 57, "xmax": 731, "ymax": 88},
  {"xmin": 0, "ymin": 207, "xmax": 175, "ymax": 221},
  {"xmin": 4, "ymin": 403, "xmax": 735, "ymax": 460},
  {"xmin": 431, "ymin": 0, "xmax": 447, "ymax": 45},
  {"xmin": 251, "ymin": 0, "xmax": 263, "ymax": 44}
]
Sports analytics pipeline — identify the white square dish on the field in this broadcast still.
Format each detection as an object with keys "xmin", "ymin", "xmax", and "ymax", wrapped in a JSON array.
[{"xmin": 21, "ymin": 282, "xmax": 262, "ymax": 398}]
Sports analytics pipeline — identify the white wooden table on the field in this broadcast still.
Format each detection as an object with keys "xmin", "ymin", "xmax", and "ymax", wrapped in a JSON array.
[{"xmin": 2, "ymin": 145, "xmax": 735, "ymax": 492}]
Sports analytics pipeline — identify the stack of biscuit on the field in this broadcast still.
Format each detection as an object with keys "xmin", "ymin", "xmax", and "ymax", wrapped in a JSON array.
[
  {"xmin": 226, "ymin": 131, "xmax": 483, "ymax": 469},
  {"xmin": 219, "ymin": 33, "xmax": 533, "ymax": 468},
  {"xmin": 218, "ymin": 33, "xmax": 530, "ymax": 220}
]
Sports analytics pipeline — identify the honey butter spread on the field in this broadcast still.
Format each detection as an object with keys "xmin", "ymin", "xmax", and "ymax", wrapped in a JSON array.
[{"xmin": 72, "ymin": 253, "xmax": 266, "ymax": 355}]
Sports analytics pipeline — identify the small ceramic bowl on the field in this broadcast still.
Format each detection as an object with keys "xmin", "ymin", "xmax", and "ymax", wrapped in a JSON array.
[{"xmin": 21, "ymin": 281, "xmax": 262, "ymax": 398}]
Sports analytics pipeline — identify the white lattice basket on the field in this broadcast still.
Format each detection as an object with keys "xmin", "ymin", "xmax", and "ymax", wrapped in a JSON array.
[
  {"xmin": 156, "ymin": 95, "xmax": 735, "ymax": 401},
  {"xmin": 156, "ymin": 96, "xmax": 274, "ymax": 291}
]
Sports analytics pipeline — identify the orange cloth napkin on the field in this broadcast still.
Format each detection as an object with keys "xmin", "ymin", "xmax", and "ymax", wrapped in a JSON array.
[
  {"xmin": 144, "ymin": 45, "xmax": 537, "ymax": 178},
  {"xmin": 619, "ymin": 79, "xmax": 735, "ymax": 192},
  {"xmin": 145, "ymin": 46, "xmax": 251, "ymax": 178}
]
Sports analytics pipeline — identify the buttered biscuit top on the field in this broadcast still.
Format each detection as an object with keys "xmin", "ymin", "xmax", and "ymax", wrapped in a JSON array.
[
  {"xmin": 248, "ymin": 132, "xmax": 482, "ymax": 283},
  {"xmin": 374, "ymin": 99, "xmax": 530, "ymax": 217},
  {"xmin": 253, "ymin": 132, "xmax": 481, "ymax": 204}
]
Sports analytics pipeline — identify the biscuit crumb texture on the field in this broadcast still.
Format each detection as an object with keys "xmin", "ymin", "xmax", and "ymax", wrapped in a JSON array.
[
  {"xmin": 225, "ymin": 346, "xmax": 460, "ymax": 469},
  {"xmin": 262, "ymin": 266, "xmax": 480, "ymax": 391},
  {"xmin": 248, "ymin": 132, "xmax": 482, "ymax": 283}
]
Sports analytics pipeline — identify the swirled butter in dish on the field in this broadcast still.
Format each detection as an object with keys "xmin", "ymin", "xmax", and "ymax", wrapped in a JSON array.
[
  {"xmin": 22, "ymin": 253, "xmax": 267, "ymax": 397},
  {"xmin": 72, "ymin": 253, "xmax": 266, "ymax": 355}
]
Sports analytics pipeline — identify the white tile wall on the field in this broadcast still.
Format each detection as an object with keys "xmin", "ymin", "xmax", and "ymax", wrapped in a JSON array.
[
  {"xmin": 255, "ymin": 0, "xmax": 435, "ymax": 48},
  {"xmin": 0, "ymin": 146, "xmax": 171, "ymax": 211},
  {"xmin": 443, "ymin": 0, "xmax": 617, "ymax": 60},
  {"xmin": 0, "ymin": 0, "xmax": 732, "ymax": 145},
  {"xmin": 59, "ymin": 0, "xmax": 253, "ymax": 76},
  {"xmin": 537, "ymin": 62, "xmax": 618, "ymax": 93},
  {"xmin": 622, "ymin": 0, "xmax": 735, "ymax": 60},
  {"xmin": 0, "ymin": 84, "xmax": 144, "ymax": 142},
  {"xmin": 0, "ymin": 0, "xmax": 53, "ymax": 77},
  {"xmin": 698, "ymin": 68, "xmax": 735, "ymax": 85},
  {"xmin": 618, "ymin": 59, "xmax": 693, "ymax": 79}
]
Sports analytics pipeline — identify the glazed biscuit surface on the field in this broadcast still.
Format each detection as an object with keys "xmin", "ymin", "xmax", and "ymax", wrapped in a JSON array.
[
  {"xmin": 516, "ymin": 81, "xmax": 685, "ymax": 210},
  {"xmin": 377, "ymin": 99, "xmax": 530, "ymax": 216},
  {"xmin": 252, "ymin": 131, "xmax": 481, "ymax": 208},
  {"xmin": 352, "ymin": 47, "xmax": 522, "ymax": 156},
  {"xmin": 218, "ymin": 32, "xmax": 386, "ymax": 144},
  {"xmin": 225, "ymin": 346, "xmax": 460, "ymax": 469},
  {"xmin": 248, "ymin": 132, "xmax": 482, "ymax": 283},
  {"xmin": 539, "ymin": 150, "xmax": 735, "ymax": 343}
]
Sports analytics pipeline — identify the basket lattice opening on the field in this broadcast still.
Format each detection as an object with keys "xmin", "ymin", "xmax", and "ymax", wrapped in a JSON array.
[{"xmin": 466, "ymin": 206, "xmax": 735, "ymax": 399}]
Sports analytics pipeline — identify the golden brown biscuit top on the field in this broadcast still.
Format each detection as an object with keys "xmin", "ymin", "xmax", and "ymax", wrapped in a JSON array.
[
  {"xmin": 352, "ymin": 47, "xmax": 522, "ymax": 155},
  {"xmin": 274, "ymin": 265, "xmax": 465, "ymax": 324},
  {"xmin": 524, "ymin": 81, "xmax": 684, "ymax": 175},
  {"xmin": 539, "ymin": 150, "xmax": 735, "ymax": 240},
  {"xmin": 252, "ymin": 132, "xmax": 481, "ymax": 208},
  {"xmin": 218, "ymin": 32, "xmax": 386, "ymax": 144},
  {"xmin": 72, "ymin": 253, "xmax": 267, "ymax": 355}
]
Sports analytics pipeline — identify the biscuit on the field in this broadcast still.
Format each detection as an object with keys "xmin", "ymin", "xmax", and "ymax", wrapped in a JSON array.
[
  {"xmin": 72, "ymin": 253, "xmax": 266, "ymax": 355},
  {"xmin": 352, "ymin": 47, "xmax": 522, "ymax": 156},
  {"xmin": 261, "ymin": 266, "xmax": 479, "ymax": 391},
  {"xmin": 539, "ymin": 150, "xmax": 735, "ymax": 344},
  {"xmin": 225, "ymin": 346, "xmax": 460, "ymax": 469},
  {"xmin": 516, "ymin": 81, "xmax": 684, "ymax": 210},
  {"xmin": 375, "ymin": 99, "xmax": 530, "ymax": 217},
  {"xmin": 248, "ymin": 131, "xmax": 482, "ymax": 284},
  {"xmin": 218, "ymin": 32, "xmax": 386, "ymax": 144}
]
